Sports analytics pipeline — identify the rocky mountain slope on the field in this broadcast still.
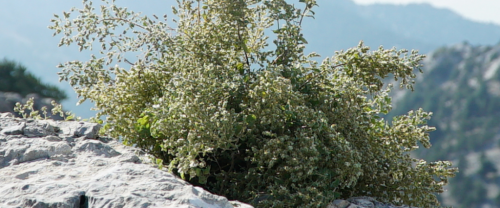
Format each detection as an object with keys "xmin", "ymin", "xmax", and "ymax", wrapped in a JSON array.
[{"xmin": 390, "ymin": 42, "xmax": 500, "ymax": 207}]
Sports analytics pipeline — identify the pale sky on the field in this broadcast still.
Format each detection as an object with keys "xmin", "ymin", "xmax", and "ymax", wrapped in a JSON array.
[{"xmin": 352, "ymin": 0, "xmax": 500, "ymax": 25}]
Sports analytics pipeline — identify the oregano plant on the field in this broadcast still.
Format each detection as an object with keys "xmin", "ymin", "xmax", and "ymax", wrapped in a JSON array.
[{"xmin": 50, "ymin": 0, "xmax": 457, "ymax": 207}]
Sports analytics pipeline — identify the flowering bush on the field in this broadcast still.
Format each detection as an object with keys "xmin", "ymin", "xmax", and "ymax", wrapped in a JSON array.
[{"xmin": 50, "ymin": 0, "xmax": 457, "ymax": 207}]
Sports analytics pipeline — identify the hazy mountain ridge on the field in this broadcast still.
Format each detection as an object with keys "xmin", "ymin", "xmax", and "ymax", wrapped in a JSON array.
[
  {"xmin": 303, "ymin": 0, "xmax": 500, "ymax": 58},
  {"xmin": 390, "ymin": 42, "xmax": 500, "ymax": 207},
  {"xmin": 356, "ymin": 3, "xmax": 500, "ymax": 46}
]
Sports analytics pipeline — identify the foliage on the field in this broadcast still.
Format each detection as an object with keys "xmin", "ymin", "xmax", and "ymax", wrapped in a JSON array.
[
  {"xmin": 0, "ymin": 58, "xmax": 67, "ymax": 102},
  {"xmin": 13, "ymin": 97, "xmax": 79, "ymax": 121},
  {"xmin": 50, "ymin": 0, "xmax": 457, "ymax": 207}
]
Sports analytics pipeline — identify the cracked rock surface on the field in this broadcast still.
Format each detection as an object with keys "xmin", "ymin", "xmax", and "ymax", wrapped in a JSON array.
[
  {"xmin": 0, "ymin": 113, "xmax": 252, "ymax": 208},
  {"xmin": 327, "ymin": 197, "xmax": 419, "ymax": 208}
]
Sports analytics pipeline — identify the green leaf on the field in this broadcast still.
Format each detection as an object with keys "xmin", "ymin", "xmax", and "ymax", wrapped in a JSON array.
[
  {"xmin": 299, "ymin": 36, "xmax": 308, "ymax": 44},
  {"xmin": 245, "ymin": 114, "xmax": 257, "ymax": 125},
  {"xmin": 66, "ymin": 115, "xmax": 75, "ymax": 120},
  {"xmin": 234, "ymin": 123, "xmax": 243, "ymax": 133},
  {"xmin": 243, "ymin": 75, "xmax": 250, "ymax": 83},
  {"xmin": 236, "ymin": 62, "xmax": 245, "ymax": 75},
  {"xmin": 198, "ymin": 175, "xmax": 207, "ymax": 184},
  {"xmin": 195, "ymin": 168, "xmax": 202, "ymax": 176},
  {"xmin": 137, "ymin": 115, "xmax": 150, "ymax": 128},
  {"xmin": 203, "ymin": 166, "xmax": 210, "ymax": 174}
]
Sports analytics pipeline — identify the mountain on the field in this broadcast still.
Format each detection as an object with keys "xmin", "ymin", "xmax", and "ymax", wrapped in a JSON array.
[
  {"xmin": 302, "ymin": 0, "xmax": 500, "ymax": 57},
  {"xmin": 356, "ymin": 3, "xmax": 500, "ymax": 47},
  {"xmin": 389, "ymin": 42, "xmax": 500, "ymax": 207},
  {"xmin": 1, "ymin": 0, "xmax": 500, "ymax": 118}
]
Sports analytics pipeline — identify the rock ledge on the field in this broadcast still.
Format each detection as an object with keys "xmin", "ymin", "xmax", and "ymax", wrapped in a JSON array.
[{"xmin": 0, "ymin": 114, "xmax": 251, "ymax": 208}]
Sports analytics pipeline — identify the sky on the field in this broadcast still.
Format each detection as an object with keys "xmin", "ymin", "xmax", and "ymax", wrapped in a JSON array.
[{"xmin": 352, "ymin": 0, "xmax": 500, "ymax": 25}]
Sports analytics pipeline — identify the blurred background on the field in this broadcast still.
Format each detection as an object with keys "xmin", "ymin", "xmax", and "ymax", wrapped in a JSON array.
[{"xmin": 1, "ymin": 0, "xmax": 499, "ymax": 207}]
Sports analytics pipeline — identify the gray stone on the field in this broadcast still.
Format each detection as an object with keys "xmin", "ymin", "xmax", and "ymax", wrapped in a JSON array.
[
  {"xmin": 15, "ymin": 170, "xmax": 38, "ymax": 180},
  {"xmin": 75, "ymin": 139, "xmax": 121, "ymax": 157},
  {"xmin": 328, "ymin": 196, "xmax": 419, "ymax": 208},
  {"xmin": 23, "ymin": 120, "xmax": 56, "ymax": 137},
  {"xmin": 328, "ymin": 199, "xmax": 351, "ymax": 208},
  {"xmin": 44, "ymin": 135, "xmax": 62, "ymax": 141},
  {"xmin": 0, "ymin": 112, "xmax": 14, "ymax": 118},
  {"xmin": 55, "ymin": 121, "xmax": 101, "ymax": 139},
  {"xmin": 348, "ymin": 197, "xmax": 376, "ymax": 208},
  {"xmin": 120, "ymin": 154, "xmax": 141, "ymax": 163},
  {"xmin": 0, "ymin": 122, "xmax": 25, "ymax": 135},
  {"xmin": 0, "ymin": 116, "xmax": 252, "ymax": 208}
]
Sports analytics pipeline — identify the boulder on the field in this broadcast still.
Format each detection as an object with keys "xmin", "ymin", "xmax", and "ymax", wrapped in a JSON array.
[{"xmin": 0, "ymin": 115, "xmax": 252, "ymax": 208}]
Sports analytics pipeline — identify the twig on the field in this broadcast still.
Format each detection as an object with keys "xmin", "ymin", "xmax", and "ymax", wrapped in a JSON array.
[
  {"xmin": 297, "ymin": 63, "xmax": 346, "ymax": 91},
  {"xmin": 98, "ymin": 18, "xmax": 151, "ymax": 32},
  {"xmin": 124, "ymin": 58, "xmax": 135, "ymax": 65},
  {"xmin": 237, "ymin": 24, "xmax": 251, "ymax": 73},
  {"xmin": 298, "ymin": 2, "xmax": 311, "ymax": 27}
]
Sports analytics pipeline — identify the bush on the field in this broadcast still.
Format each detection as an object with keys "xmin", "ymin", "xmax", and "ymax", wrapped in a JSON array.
[{"xmin": 50, "ymin": 0, "xmax": 457, "ymax": 207}]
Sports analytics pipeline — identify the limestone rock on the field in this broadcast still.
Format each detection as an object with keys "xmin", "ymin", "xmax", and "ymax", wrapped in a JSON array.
[
  {"xmin": 0, "ymin": 121, "xmax": 25, "ymax": 135},
  {"xmin": 0, "ymin": 116, "xmax": 252, "ymax": 208},
  {"xmin": 327, "ymin": 197, "xmax": 418, "ymax": 208},
  {"xmin": 55, "ymin": 120, "xmax": 101, "ymax": 139}
]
